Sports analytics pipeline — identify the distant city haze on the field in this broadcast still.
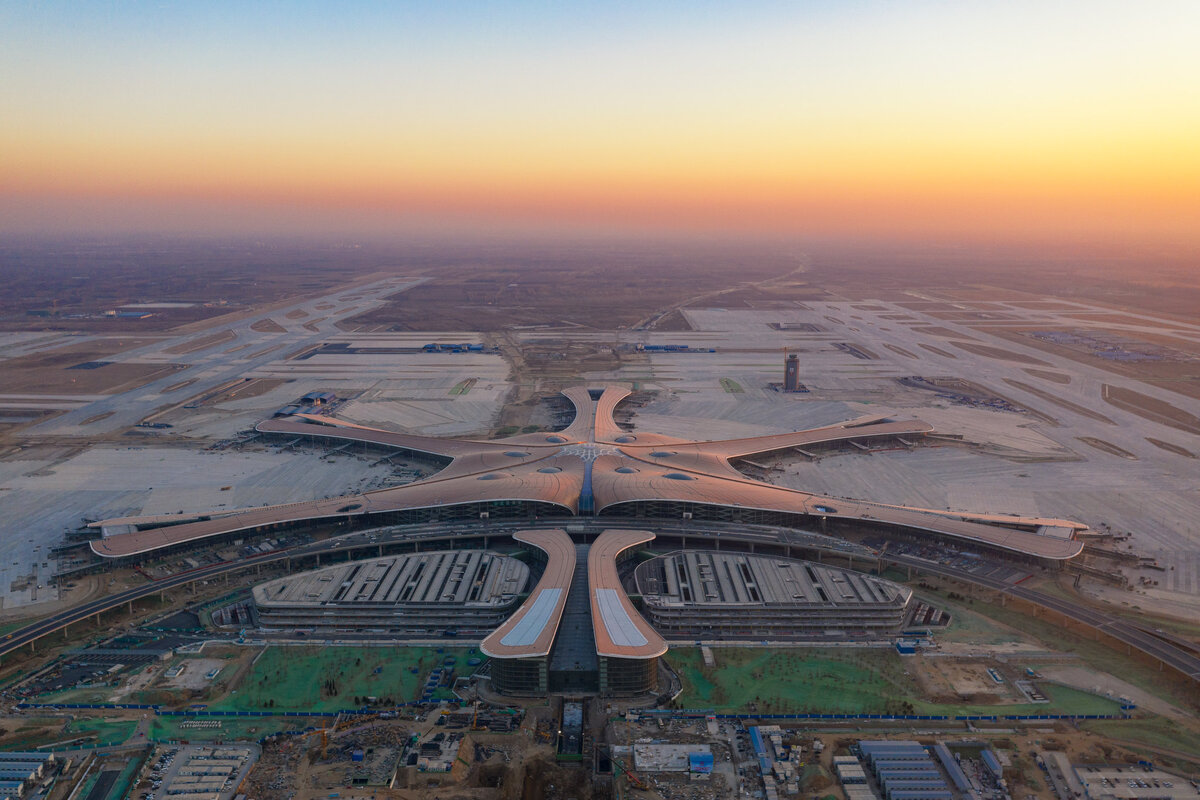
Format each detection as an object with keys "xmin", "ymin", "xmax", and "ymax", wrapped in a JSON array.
[{"xmin": 2, "ymin": 1, "xmax": 1198, "ymax": 244}]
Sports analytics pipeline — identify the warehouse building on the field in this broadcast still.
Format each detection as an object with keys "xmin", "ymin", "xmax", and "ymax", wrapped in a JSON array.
[
  {"xmin": 0, "ymin": 752, "xmax": 55, "ymax": 799},
  {"xmin": 858, "ymin": 741, "xmax": 954, "ymax": 800},
  {"xmin": 252, "ymin": 551, "xmax": 528, "ymax": 636},
  {"xmin": 635, "ymin": 551, "xmax": 912, "ymax": 640}
]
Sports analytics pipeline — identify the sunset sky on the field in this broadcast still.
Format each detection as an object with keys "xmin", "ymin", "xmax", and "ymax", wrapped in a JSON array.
[{"xmin": 3, "ymin": 1, "xmax": 1198, "ymax": 242}]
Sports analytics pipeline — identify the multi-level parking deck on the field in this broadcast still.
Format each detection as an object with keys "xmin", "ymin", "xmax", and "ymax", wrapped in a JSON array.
[
  {"xmin": 635, "ymin": 551, "xmax": 912, "ymax": 640},
  {"xmin": 252, "ymin": 550, "xmax": 528, "ymax": 636}
]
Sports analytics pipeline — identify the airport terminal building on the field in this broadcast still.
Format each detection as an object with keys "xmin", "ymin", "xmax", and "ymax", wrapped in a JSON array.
[
  {"xmin": 481, "ymin": 529, "xmax": 667, "ymax": 697},
  {"xmin": 89, "ymin": 386, "xmax": 1086, "ymax": 566}
]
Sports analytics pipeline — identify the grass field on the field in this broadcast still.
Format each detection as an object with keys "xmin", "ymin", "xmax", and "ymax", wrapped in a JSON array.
[
  {"xmin": 36, "ymin": 685, "xmax": 172, "ymax": 706},
  {"xmin": 0, "ymin": 716, "xmax": 138, "ymax": 750},
  {"xmin": 1081, "ymin": 718, "xmax": 1200, "ymax": 767},
  {"xmin": 149, "ymin": 714, "xmax": 323, "ymax": 743},
  {"xmin": 0, "ymin": 620, "xmax": 30, "ymax": 638},
  {"xmin": 668, "ymin": 647, "xmax": 1122, "ymax": 716},
  {"xmin": 66, "ymin": 717, "xmax": 139, "ymax": 746},
  {"xmin": 911, "ymin": 584, "xmax": 1200, "ymax": 711},
  {"xmin": 208, "ymin": 646, "xmax": 482, "ymax": 712},
  {"xmin": 719, "ymin": 377, "xmax": 744, "ymax": 393}
]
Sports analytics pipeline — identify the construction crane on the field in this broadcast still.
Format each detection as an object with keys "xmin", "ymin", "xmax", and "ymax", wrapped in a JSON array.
[
  {"xmin": 471, "ymin": 700, "xmax": 481, "ymax": 731},
  {"xmin": 302, "ymin": 714, "xmax": 339, "ymax": 760},
  {"xmin": 612, "ymin": 756, "xmax": 647, "ymax": 791}
]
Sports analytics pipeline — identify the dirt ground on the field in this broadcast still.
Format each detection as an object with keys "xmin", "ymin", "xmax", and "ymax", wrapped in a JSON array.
[
  {"xmin": 162, "ymin": 329, "xmax": 235, "ymax": 355},
  {"xmin": 0, "ymin": 339, "xmax": 182, "ymax": 394},
  {"xmin": 948, "ymin": 339, "xmax": 1053, "ymax": 366},
  {"xmin": 250, "ymin": 318, "xmax": 287, "ymax": 333},
  {"xmin": 1002, "ymin": 378, "xmax": 1116, "ymax": 424},
  {"xmin": 984, "ymin": 327, "xmax": 1200, "ymax": 402},
  {"xmin": 1023, "ymin": 368, "xmax": 1072, "ymax": 384},
  {"xmin": 1101, "ymin": 384, "xmax": 1200, "ymax": 435},
  {"xmin": 921, "ymin": 658, "xmax": 1013, "ymax": 699},
  {"xmin": 160, "ymin": 658, "xmax": 226, "ymax": 691}
]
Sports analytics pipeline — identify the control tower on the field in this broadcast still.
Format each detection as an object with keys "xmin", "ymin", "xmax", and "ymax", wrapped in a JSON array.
[{"xmin": 784, "ymin": 353, "xmax": 801, "ymax": 392}]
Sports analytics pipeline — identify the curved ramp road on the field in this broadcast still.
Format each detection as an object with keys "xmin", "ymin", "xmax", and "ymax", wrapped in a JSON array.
[{"xmin": 6, "ymin": 522, "xmax": 1194, "ymax": 685}]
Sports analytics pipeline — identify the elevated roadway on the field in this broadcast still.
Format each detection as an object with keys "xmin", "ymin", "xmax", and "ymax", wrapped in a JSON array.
[
  {"xmin": 7, "ymin": 520, "xmax": 1197, "ymax": 684},
  {"xmin": 881, "ymin": 553, "xmax": 1200, "ymax": 682}
]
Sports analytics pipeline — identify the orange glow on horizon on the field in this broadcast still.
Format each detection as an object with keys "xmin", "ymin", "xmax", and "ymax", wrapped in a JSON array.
[{"xmin": 3, "ymin": 2, "xmax": 1198, "ymax": 242}]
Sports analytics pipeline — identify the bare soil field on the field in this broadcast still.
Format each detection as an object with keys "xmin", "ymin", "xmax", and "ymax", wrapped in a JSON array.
[
  {"xmin": 207, "ymin": 377, "xmax": 292, "ymax": 404},
  {"xmin": 909, "ymin": 325, "xmax": 975, "ymax": 338},
  {"xmin": 1024, "ymin": 368, "xmax": 1071, "ymax": 384},
  {"xmin": 0, "ymin": 340, "xmax": 184, "ymax": 394},
  {"xmin": 0, "ymin": 337, "xmax": 161, "ymax": 369},
  {"xmin": 1002, "ymin": 379, "xmax": 1116, "ymax": 425},
  {"xmin": 1062, "ymin": 312, "xmax": 1187, "ymax": 329},
  {"xmin": 927, "ymin": 310, "xmax": 1023, "ymax": 321},
  {"xmin": 246, "ymin": 344, "xmax": 285, "ymax": 359},
  {"xmin": 918, "ymin": 342, "xmax": 957, "ymax": 358},
  {"xmin": 344, "ymin": 245, "xmax": 797, "ymax": 331},
  {"xmin": 652, "ymin": 308, "xmax": 694, "ymax": 330},
  {"xmin": 883, "ymin": 343, "xmax": 918, "ymax": 359},
  {"xmin": 249, "ymin": 318, "xmax": 287, "ymax": 333},
  {"xmin": 162, "ymin": 329, "xmax": 236, "ymax": 355},
  {"xmin": 981, "ymin": 328, "xmax": 1200, "ymax": 401},
  {"xmin": 688, "ymin": 283, "xmax": 832, "ymax": 310},
  {"xmin": 1004, "ymin": 300, "xmax": 1086, "ymax": 310},
  {"xmin": 1077, "ymin": 436, "xmax": 1138, "ymax": 460},
  {"xmin": 949, "ymin": 340, "xmax": 1052, "ymax": 365},
  {"xmin": 284, "ymin": 308, "xmax": 308, "ymax": 319},
  {"xmin": 1145, "ymin": 438, "xmax": 1195, "ymax": 458},
  {"xmin": 1102, "ymin": 384, "xmax": 1200, "ymax": 435}
]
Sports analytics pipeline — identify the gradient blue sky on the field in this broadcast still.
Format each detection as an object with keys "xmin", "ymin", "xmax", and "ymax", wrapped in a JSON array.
[{"xmin": 3, "ymin": 1, "xmax": 1198, "ymax": 242}]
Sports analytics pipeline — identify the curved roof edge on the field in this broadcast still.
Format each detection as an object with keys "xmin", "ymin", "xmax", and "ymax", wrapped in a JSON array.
[
  {"xmin": 480, "ymin": 529, "xmax": 576, "ymax": 659},
  {"xmin": 589, "ymin": 529, "xmax": 668, "ymax": 659},
  {"xmin": 89, "ymin": 498, "xmax": 575, "ymax": 559},
  {"xmin": 594, "ymin": 500, "xmax": 1084, "ymax": 561}
]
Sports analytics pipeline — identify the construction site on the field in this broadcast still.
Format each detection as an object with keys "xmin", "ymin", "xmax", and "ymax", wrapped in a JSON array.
[{"xmin": 2, "ymin": 250, "xmax": 1200, "ymax": 799}]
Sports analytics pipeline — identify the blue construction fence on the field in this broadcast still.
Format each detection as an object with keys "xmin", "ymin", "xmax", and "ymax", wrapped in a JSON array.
[
  {"xmin": 16, "ymin": 702, "xmax": 424, "ymax": 718},
  {"xmin": 18, "ymin": 702, "xmax": 1134, "ymax": 724},
  {"xmin": 632, "ymin": 708, "xmax": 1132, "ymax": 722}
]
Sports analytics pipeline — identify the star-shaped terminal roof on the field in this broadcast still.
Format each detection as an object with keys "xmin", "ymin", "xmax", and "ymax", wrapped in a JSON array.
[{"xmin": 90, "ymin": 385, "xmax": 1086, "ymax": 560}]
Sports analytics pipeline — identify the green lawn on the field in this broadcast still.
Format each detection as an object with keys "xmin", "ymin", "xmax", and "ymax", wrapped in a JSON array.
[
  {"xmin": 0, "ymin": 716, "xmax": 138, "ymax": 751},
  {"xmin": 35, "ymin": 687, "xmax": 114, "ymax": 705},
  {"xmin": 912, "ymin": 584, "xmax": 1199, "ymax": 711},
  {"xmin": 1082, "ymin": 718, "xmax": 1200, "ymax": 767},
  {"xmin": 0, "ymin": 620, "xmax": 31, "ymax": 637},
  {"xmin": 209, "ymin": 646, "xmax": 483, "ymax": 712},
  {"xmin": 720, "ymin": 378, "xmax": 744, "ymax": 393},
  {"xmin": 65, "ymin": 718, "xmax": 139, "ymax": 746},
  {"xmin": 149, "ymin": 715, "xmax": 323, "ymax": 743},
  {"xmin": 668, "ymin": 647, "xmax": 1122, "ymax": 717},
  {"xmin": 670, "ymin": 647, "xmax": 906, "ymax": 714}
]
